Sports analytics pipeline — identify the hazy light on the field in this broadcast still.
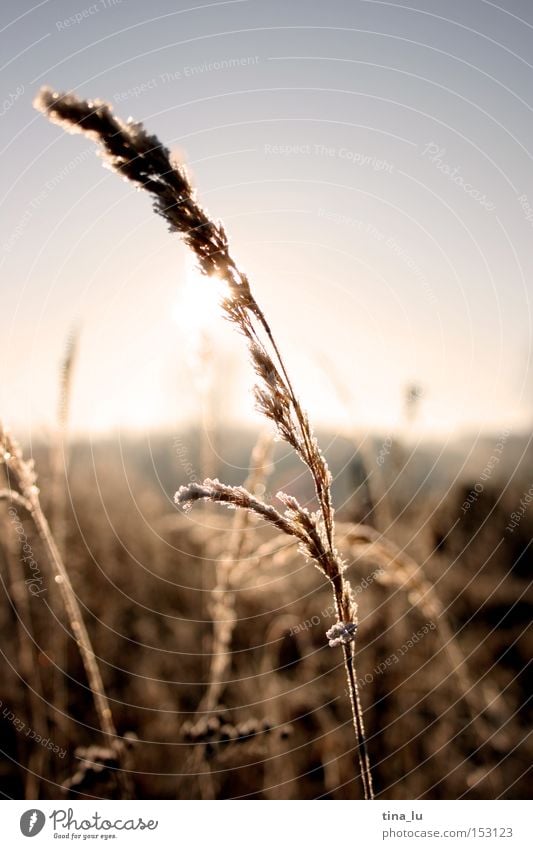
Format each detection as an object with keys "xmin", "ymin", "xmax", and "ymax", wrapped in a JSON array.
[{"xmin": 173, "ymin": 257, "xmax": 228, "ymax": 341}]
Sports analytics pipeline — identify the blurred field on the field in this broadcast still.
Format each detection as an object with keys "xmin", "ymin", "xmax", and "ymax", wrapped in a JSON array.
[{"xmin": 1, "ymin": 428, "xmax": 531, "ymax": 799}]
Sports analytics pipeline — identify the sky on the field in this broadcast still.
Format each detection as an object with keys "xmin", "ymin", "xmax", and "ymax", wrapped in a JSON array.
[{"xmin": 1, "ymin": 0, "xmax": 533, "ymax": 440}]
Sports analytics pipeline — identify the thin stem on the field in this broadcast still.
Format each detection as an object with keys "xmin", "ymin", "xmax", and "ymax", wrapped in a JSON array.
[
  {"xmin": 49, "ymin": 329, "xmax": 79, "ymax": 752},
  {"xmin": 29, "ymin": 502, "xmax": 133, "ymax": 799},
  {"xmin": 33, "ymin": 89, "xmax": 373, "ymax": 798},
  {"xmin": 260, "ymin": 321, "xmax": 335, "ymax": 552},
  {"xmin": 0, "ymin": 524, "xmax": 48, "ymax": 798},
  {"xmin": 29, "ymin": 504, "xmax": 114, "ymax": 735},
  {"xmin": 342, "ymin": 643, "xmax": 374, "ymax": 800},
  {"xmin": 201, "ymin": 432, "xmax": 273, "ymax": 713},
  {"xmin": 330, "ymin": 570, "xmax": 374, "ymax": 799},
  {"xmin": 0, "ymin": 472, "xmax": 131, "ymax": 799}
]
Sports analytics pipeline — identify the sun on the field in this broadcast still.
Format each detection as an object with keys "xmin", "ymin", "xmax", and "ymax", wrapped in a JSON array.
[{"xmin": 173, "ymin": 257, "xmax": 229, "ymax": 338}]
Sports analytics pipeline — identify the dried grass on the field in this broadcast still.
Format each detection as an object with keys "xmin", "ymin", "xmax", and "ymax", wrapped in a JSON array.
[
  {"xmin": 34, "ymin": 85, "xmax": 374, "ymax": 797},
  {"xmin": 0, "ymin": 424, "xmax": 131, "ymax": 798}
]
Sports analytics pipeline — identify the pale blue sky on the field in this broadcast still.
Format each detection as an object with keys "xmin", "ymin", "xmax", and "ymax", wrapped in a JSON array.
[{"xmin": 1, "ymin": 0, "xmax": 533, "ymax": 439}]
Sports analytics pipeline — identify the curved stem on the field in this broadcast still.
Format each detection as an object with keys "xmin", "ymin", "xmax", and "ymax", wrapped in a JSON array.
[
  {"xmin": 1, "ymin": 484, "xmax": 132, "ymax": 798},
  {"xmin": 258, "ymin": 317, "xmax": 335, "ymax": 552},
  {"xmin": 30, "ymin": 502, "xmax": 133, "ymax": 799}
]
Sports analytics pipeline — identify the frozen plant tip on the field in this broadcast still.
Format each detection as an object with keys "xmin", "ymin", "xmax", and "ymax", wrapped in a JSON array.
[
  {"xmin": 326, "ymin": 621, "xmax": 358, "ymax": 647},
  {"xmin": 35, "ymin": 86, "xmax": 374, "ymax": 800}
]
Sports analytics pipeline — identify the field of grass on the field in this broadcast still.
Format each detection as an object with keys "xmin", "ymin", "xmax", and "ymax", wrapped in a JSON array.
[
  {"xmin": 0, "ymin": 85, "xmax": 530, "ymax": 802},
  {"xmin": 1, "ymin": 430, "xmax": 531, "ymax": 799}
]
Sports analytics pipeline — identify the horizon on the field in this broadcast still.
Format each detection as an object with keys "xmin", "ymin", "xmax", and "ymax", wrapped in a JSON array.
[{"xmin": 2, "ymin": 0, "xmax": 533, "ymax": 439}]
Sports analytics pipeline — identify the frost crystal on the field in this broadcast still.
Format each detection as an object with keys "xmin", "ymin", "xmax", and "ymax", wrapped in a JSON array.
[{"xmin": 326, "ymin": 621, "xmax": 358, "ymax": 647}]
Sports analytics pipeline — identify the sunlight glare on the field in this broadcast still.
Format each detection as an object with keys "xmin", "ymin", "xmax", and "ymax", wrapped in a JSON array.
[{"xmin": 173, "ymin": 257, "xmax": 229, "ymax": 339}]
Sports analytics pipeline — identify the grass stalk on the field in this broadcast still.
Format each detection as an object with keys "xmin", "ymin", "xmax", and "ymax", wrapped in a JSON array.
[
  {"xmin": 33, "ymin": 87, "xmax": 374, "ymax": 798},
  {"xmin": 0, "ymin": 424, "xmax": 131, "ymax": 798}
]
